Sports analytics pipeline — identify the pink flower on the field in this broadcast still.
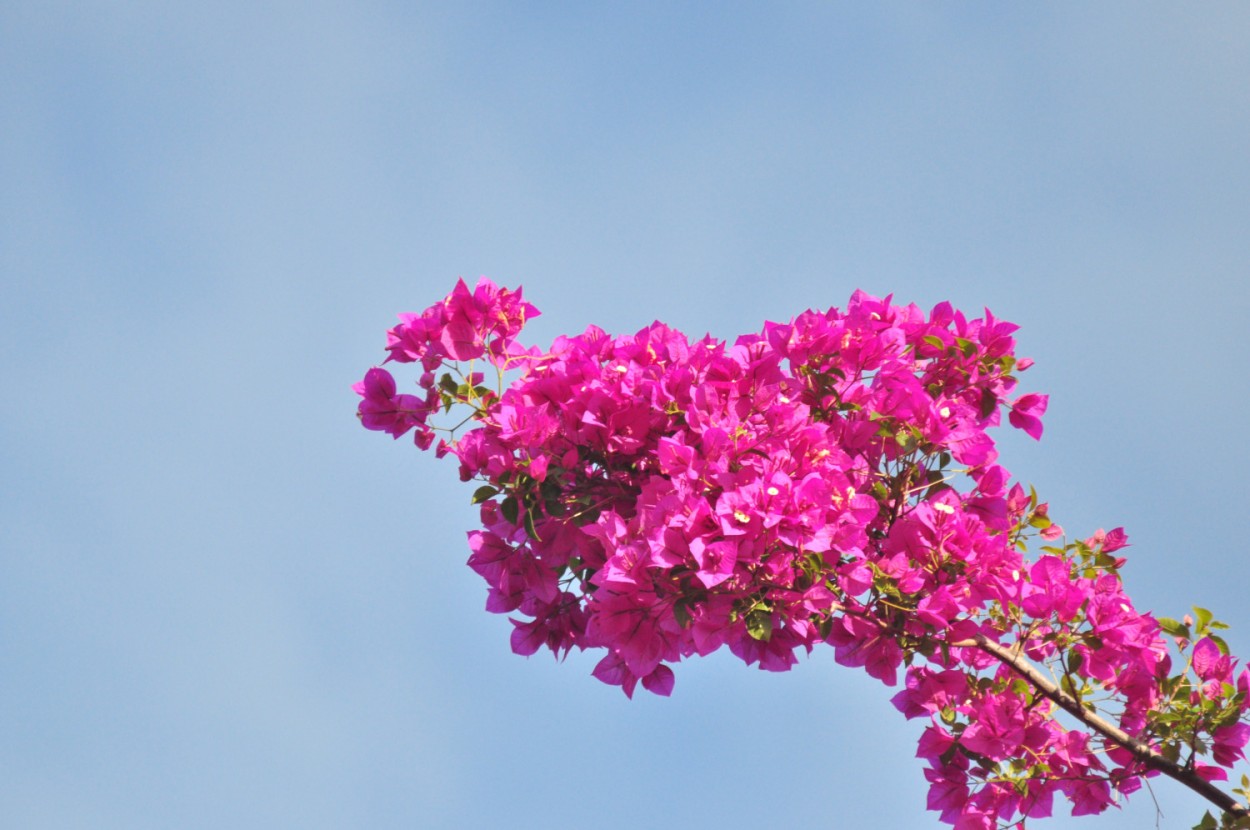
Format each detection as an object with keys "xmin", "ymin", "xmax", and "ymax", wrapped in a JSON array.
[
  {"xmin": 1192, "ymin": 636, "xmax": 1235, "ymax": 685},
  {"xmin": 1213, "ymin": 723, "xmax": 1250, "ymax": 767},
  {"xmin": 827, "ymin": 615, "xmax": 903, "ymax": 686},
  {"xmin": 960, "ymin": 694, "xmax": 1027, "ymax": 760},
  {"xmin": 1064, "ymin": 778, "xmax": 1113, "ymax": 816},
  {"xmin": 1102, "ymin": 526, "xmax": 1130, "ymax": 552},
  {"xmin": 1020, "ymin": 556, "xmax": 1084, "ymax": 622},
  {"xmin": 1008, "ymin": 393, "xmax": 1048, "ymax": 440},
  {"xmin": 640, "ymin": 664, "xmax": 675, "ymax": 696},
  {"xmin": 353, "ymin": 367, "xmax": 434, "ymax": 442}
]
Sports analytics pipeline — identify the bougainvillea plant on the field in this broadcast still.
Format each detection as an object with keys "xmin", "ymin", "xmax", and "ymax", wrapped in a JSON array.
[{"xmin": 355, "ymin": 278, "xmax": 1250, "ymax": 830}]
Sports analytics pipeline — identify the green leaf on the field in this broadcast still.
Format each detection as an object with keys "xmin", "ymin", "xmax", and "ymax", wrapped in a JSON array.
[
  {"xmin": 523, "ymin": 506, "xmax": 542, "ymax": 541},
  {"xmin": 673, "ymin": 601, "xmax": 692, "ymax": 629},
  {"xmin": 470, "ymin": 485, "xmax": 499, "ymax": 505},
  {"xmin": 954, "ymin": 336, "xmax": 977, "ymax": 358},
  {"xmin": 1158, "ymin": 617, "xmax": 1191, "ymax": 639},
  {"xmin": 1194, "ymin": 606, "xmax": 1214, "ymax": 632},
  {"xmin": 1192, "ymin": 809, "xmax": 1218, "ymax": 830},
  {"xmin": 922, "ymin": 334, "xmax": 946, "ymax": 351},
  {"xmin": 746, "ymin": 610, "xmax": 773, "ymax": 642},
  {"xmin": 438, "ymin": 372, "xmax": 459, "ymax": 394},
  {"xmin": 500, "ymin": 495, "xmax": 519, "ymax": 526}
]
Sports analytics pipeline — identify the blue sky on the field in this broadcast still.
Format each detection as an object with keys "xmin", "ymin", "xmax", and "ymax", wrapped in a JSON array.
[{"xmin": 3, "ymin": 3, "xmax": 1249, "ymax": 828}]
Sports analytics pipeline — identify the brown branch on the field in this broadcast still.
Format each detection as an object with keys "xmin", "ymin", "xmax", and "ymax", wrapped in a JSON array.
[{"xmin": 950, "ymin": 632, "xmax": 1249, "ymax": 819}]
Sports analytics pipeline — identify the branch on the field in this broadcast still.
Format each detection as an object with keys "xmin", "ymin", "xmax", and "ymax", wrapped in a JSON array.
[{"xmin": 950, "ymin": 632, "xmax": 1250, "ymax": 819}]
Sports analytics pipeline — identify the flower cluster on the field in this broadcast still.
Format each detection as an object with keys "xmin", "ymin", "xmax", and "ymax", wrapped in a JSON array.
[
  {"xmin": 356, "ymin": 278, "xmax": 1250, "ymax": 829},
  {"xmin": 354, "ymin": 278, "xmax": 538, "ymax": 448}
]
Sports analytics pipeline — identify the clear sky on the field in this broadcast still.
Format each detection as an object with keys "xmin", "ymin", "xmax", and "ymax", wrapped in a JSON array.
[{"xmin": 3, "ymin": 3, "xmax": 1249, "ymax": 828}]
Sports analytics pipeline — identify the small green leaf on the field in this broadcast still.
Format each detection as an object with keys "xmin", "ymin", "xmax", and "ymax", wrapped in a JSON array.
[
  {"xmin": 1194, "ymin": 606, "xmax": 1214, "ymax": 631},
  {"xmin": 1158, "ymin": 617, "xmax": 1191, "ymax": 639},
  {"xmin": 746, "ymin": 610, "xmax": 773, "ymax": 642},
  {"xmin": 500, "ymin": 495, "xmax": 519, "ymax": 526},
  {"xmin": 922, "ymin": 334, "xmax": 946, "ymax": 351},
  {"xmin": 437, "ymin": 372, "xmax": 458, "ymax": 393},
  {"xmin": 1192, "ymin": 809, "xmax": 1217, "ymax": 830},
  {"xmin": 471, "ymin": 485, "xmax": 499, "ymax": 505},
  {"xmin": 523, "ymin": 506, "xmax": 542, "ymax": 541},
  {"xmin": 673, "ymin": 601, "xmax": 692, "ymax": 629}
]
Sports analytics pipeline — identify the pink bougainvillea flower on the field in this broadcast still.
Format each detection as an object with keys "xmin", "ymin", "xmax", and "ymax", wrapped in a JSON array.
[
  {"xmin": 1214, "ymin": 722, "xmax": 1250, "ymax": 767},
  {"xmin": 1008, "ymin": 392, "xmax": 1048, "ymax": 440},
  {"xmin": 353, "ymin": 367, "xmax": 434, "ymax": 443}
]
